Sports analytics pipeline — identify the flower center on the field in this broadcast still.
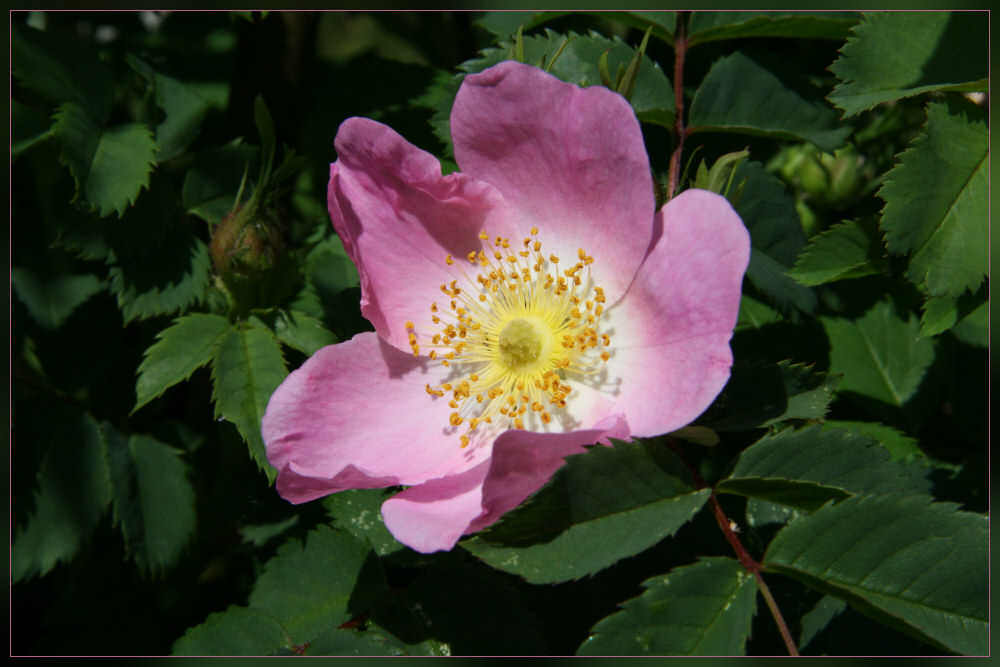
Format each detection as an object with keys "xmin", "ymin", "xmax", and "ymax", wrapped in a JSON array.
[
  {"xmin": 406, "ymin": 228, "xmax": 611, "ymax": 447},
  {"xmin": 498, "ymin": 317, "xmax": 548, "ymax": 371}
]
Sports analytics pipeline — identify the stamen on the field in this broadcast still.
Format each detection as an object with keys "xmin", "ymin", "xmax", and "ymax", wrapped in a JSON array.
[{"xmin": 409, "ymin": 229, "xmax": 612, "ymax": 444}]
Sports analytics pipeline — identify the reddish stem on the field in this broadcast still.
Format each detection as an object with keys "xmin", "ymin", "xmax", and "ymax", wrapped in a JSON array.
[
  {"xmin": 666, "ymin": 13, "xmax": 688, "ymax": 199},
  {"xmin": 667, "ymin": 439, "xmax": 800, "ymax": 656}
]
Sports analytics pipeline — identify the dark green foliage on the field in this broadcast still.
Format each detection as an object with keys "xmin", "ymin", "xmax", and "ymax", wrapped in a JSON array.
[{"xmin": 11, "ymin": 10, "xmax": 987, "ymax": 657}]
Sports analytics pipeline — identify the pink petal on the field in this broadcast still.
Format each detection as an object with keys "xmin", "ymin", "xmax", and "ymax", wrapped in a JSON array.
[
  {"xmin": 451, "ymin": 61, "xmax": 654, "ymax": 303},
  {"xmin": 604, "ymin": 189, "xmax": 750, "ymax": 437},
  {"xmin": 468, "ymin": 414, "xmax": 631, "ymax": 533},
  {"xmin": 328, "ymin": 117, "xmax": 519, "ymax": 353},
  {"xmin": 380, "ymin": 462, "xmax": 490, "ymax": 553},
  {"xmin": 262, "ymin": 332, "xmax": 493, "ymax": 503}
]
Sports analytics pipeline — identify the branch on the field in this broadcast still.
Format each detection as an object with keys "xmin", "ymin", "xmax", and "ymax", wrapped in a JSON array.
[{"xmin": 666, "ymin": 438, "xmax": 800, "ymax": 656}]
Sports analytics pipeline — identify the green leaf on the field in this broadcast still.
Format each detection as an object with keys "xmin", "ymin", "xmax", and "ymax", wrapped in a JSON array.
[
  {"xmin": 689, "ymin": 52, "xmax": 850, "ymax": 152},
  {"xmin": 736, "ymin": 295, "xmax": 782, "ymax": 330},
  {"xmin": 375, "ymin": 560, "xmax": 546, "ymax": 655},
  {"xmin": 134, "ymin": 313, "xmax": 232, "ymax": 412},
  {"xmin": 53, "ymin": 102, "xmax": 157, "ymax": 218},
  {"xmin": 273, "ymin": 310, "xmax": 338, "ymax": 356},
  {"xmin": 578, "ymin": 557, "xmax": 758, "ymax": 655},
  {"xmin": 126, "ymin": 55, "xmax": 212, "ymax": 162},
  {"xmin": 821, "ymin": 299, "xmax": 935, "ymax": 410},
  {"xmin": 12, "ymin": 402, "xmax": 109, "ymax": 581},
  {"xmin": 687, "ymin": 11, "xmax": 858, "ymax": 45},
  {"xmin": 731, "ymin": 161, "xmax": 817, "ymax": 317},
  {"xmin": 11, "ymin": 265, "xmax": 104, "ymax": 330},
  {"xmin": 12, "ymin": 98, "xmax": 55, "ymax": 157},
  {"xmin": 748, "ymin": 249, "xmax": 819, "ymax": 317},
  {"xmin": 248, "ymin": 525, "xmax": 388, "ymax": 645},
  {"xmin": 821, "ymin": 420, "xmax": 923, "ymax": 463},
  {"xmin": 323, "ymin": 488, "xmax": 405, "ymax": 557},
  {"xmin": 717, "ymin": 426, "xmax": 930, "ymax": 510},
  {"xmin": 108, "ymin": 225, "xmax": 211, "ymax": 323},
  {"xmin": 462, "ymin": 440, "xmax": 710, "ymax": 584},
  {"xmin": 789, "ymin": 219, "xmax": 888, "ymax": 286},
  {"xmin": 799, "ymin": 595, "xmax": 848, "ymax": 651},
  {"xmin": 433, "ymin": 31, "xmax": 675, "ymax": 153},
  {"xmin": 182, "ymin": 142, "xmax": 259, "ymax": 226},
  {"xmin": 949, "ymin": 295, "xmax": 987, "ymax": 348},
  {"xmin": 105, "ymin": 430, "xmax": 196, "ymax": 575},
  {"xmin": 829, "ymin": 12, "xmax": 988, "ymax": 117},
  {"xmin": 11, "ymin": 22, "xmax": 113, "ymax": 120},
  {"xmin": 733, "ymin": 161, "xmax": 807, "ymax": 266},
  {"xmin": 698, "ymin": 360, "xmax": 840, "ymax": 432},
  {"xmin": 210, "ymin": 318, "xmax": 288, "ymax": 479},
  {"xmin": 763, "ymin": 494, "xmax": 988, "ymax": 655},
  {"xmin": 878, "ymin": 101, "xmax": 987, "ymax": 298},
  {"xmin": 172, "ymin": 606, "xmax": 289, "ymax": 656},
  {"xmin": 303, "ymin": 628, "xmax": 413, "ymax": 656}
]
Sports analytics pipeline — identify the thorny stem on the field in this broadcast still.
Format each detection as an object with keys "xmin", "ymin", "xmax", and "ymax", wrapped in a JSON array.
[
  {"xmin": 666, "ymin": 11, "xmax": 689, "ymax": 200},
  {"xmin": 666, "ymin": 439, "xmax": 800, "ymax": 657}
]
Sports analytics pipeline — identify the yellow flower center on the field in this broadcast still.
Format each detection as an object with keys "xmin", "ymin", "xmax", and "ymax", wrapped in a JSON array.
[{"xmin": 406, "ymin": 228, "xmax": 611, "ymax": 447}]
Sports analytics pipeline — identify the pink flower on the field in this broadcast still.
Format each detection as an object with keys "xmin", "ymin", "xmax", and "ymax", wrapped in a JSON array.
[{"xmin": 262, "ymin": 61, "xmax": 750, "ymax": 553}]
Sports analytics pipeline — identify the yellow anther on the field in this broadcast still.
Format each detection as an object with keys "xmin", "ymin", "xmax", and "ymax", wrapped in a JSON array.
[
  {"xmin": 530, "ymin": 226, "xmax": 538, "ymax": 235},
  {"xmin": 446, "ymin": 255, "xmax": 454, "ymax": 265},
  {"xmin": 450, "ymin": 413, "xmax": 463, "ymax": 426},
  {"xmin": 549, "ymin": 254, "xmax": 559, "ymax": 263},
  {"xmin": 479, "ymin": 231, "xmax": 489, "ymax": 240},
  {"xmin": 460, "ymin": 434, "xmax": 470, "ymax": 448},
  {"xmin": 405, "ymin": 321, "xmax": 415, "ymax": 330}
]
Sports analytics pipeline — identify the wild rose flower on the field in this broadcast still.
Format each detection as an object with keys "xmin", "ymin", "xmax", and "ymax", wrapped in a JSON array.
[{"xmin": 262, "ymin": 61, "xmax": 750, "ymax": 553}]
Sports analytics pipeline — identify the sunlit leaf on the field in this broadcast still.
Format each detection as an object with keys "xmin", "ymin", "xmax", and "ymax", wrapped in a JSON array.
[
  {"xmin": 689, "ymin": 52, "xmax": 850, "ymax": 152},
  {"xmin": 687, "ymin": 11, "xmax": 857, "ymax": 45},
  {"xmin": 829, "ymin": 12, "xmax": 987, "ymax": 116},
  {"xmin": 764, "ymin": 494, "xmax": 988, "ymax": 655},
  {"xmin": 578, "ymin": 557, "xmax": 758, "ymax": 655},
  {"xmin": 717, "ymin": 426, "xmax": 931, "ymax": 510},
  {"xmin": 323, "ymin": 488, "xmax": 404, "ymax": 557},
  {"xmin": 878, "ymin": 101, "xmax": 987, "ymax": 298},
  {"xmin": 248, "ymin": 525, "xmax": 388, "ymax": 645},
  {"xmin": 789, "ymin": 219, "xmax": 887, "ymax": 286},
  {"xmin": 821, "ymin": 299, "xmax": 935, "ymax": 411},
  {"xmin": 463, "ymin": 440, "xmax": 709, "ymax": 583}
]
